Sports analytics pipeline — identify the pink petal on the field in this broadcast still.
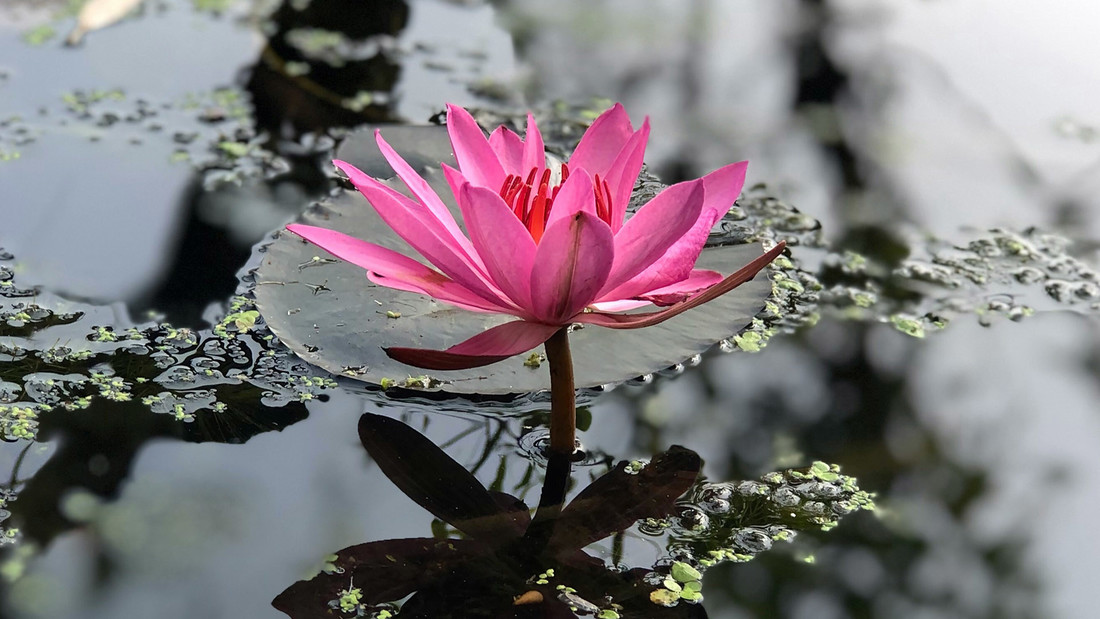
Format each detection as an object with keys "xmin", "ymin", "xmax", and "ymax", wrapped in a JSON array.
[
  {"xmin": 446, "ymin": 104, "xmax": 506, "ymax": 190},
  {"xmin": 590, "ymin": 299, "xmax": 652, "ymax": 312},
  {"xmin": 600, "ymin": 179, "xmax": 705, "ymax": 294},
  {"xmin": 488, "ymin": 126, "xmax": 523, "ymax": 173},
  {"xmin": 576, "ymin": 242, "xmax": 786, "ymax": 329},
  {"xmin": 286, "ymin": 225, "xmax": 514, "ymax": 313},
  {"xmin": 334, "ymin": 158, "xmax": 468, "ymax": 261},
  {"xmin": 457, "ymin": 183, "xmax": 537, "ymax": 312},
  {"xmin": 360, "ymin": 137, "xmax": 477, "ymax": 258},
  {"xmin": 597, "ymin": 207, "xmax": 720, "ymax": 302},
  {"xmin": 521, "ymin": 113, "xmax": 546, "ymax": 175},
  {"xmin": 365, "ymin": 272, "xmax": 507, "ymax": 314},
  {"xmin": 324, "ymin": 168, "xmax": 511, "ymax": 308},
  {"xmin": 699, "ymin": 161, "xmax": 749, "ymax": 213},
  {"xmin": 385, "ymin": 321, "xmax": 560, "ymax": 370},
  {"xmin": 529, "ymin": 211, "xmax": 615, "ymax": 323},
  {"xmin": 635, "ymin": 269, "xmax": 724, "ymax": 305},
  {"xmin": 544, "ymin": 168, "xmax": 596, "ymax": 230},
  {"xmin": 602, "ymin": 117, "xmax": 650, "ymax": 232},
  {"xmin": 569, "ymin": 103, "xmax": 635, "ymax": 175},
  {"xmin": 441, "ymin": 163, "xmax": 469, "ymax": 210}
]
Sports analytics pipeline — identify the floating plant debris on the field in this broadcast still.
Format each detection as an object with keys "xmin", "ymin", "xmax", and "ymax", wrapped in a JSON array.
[
  {"xmin": 4, "ymin": 85, "xmax": 288, "ymax": 191},
  {"xmin": 813, "ymin": 226, "xmax": 1100, "ymax": 337},
  {"xmin": 0, "ymin": 274, "xmax": 320, "ymax": 445},
  {"xmin": 0, "ymin": 248, "xmax": 340, "ymax": 554},
  {"xmin": 640, "ymin": 461, "xmax": 875, "ymax": 587}
]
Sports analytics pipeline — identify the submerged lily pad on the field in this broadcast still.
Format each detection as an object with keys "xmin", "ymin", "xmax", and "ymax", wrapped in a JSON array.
[{"xmin": 253, "ymin": 127, "xmax": 776, "ymax": 394}]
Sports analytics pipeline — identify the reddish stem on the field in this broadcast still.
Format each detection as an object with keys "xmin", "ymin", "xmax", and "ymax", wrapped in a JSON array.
[{"xmin": 543, "ymin": 327, "xmax": 576, "ymax": 457}]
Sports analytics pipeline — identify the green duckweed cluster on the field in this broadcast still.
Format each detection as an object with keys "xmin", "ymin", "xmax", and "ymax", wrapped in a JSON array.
[
  {"xmin": 637, "ymin": 460, "xmax": 874, "ymax": 609},
  {"xmin": 0, "ymin": 252, "xmax": 331, "ymax": 443}
]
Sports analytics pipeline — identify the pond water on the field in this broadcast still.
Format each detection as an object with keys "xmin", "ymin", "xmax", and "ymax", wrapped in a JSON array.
[{"xmin": 3, "ymin": 1, "xmax": 1100, "ymax": 618}]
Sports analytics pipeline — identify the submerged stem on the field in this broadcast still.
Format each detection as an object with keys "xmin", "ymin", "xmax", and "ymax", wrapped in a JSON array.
[
  {"xmin": 529, "ymin": 451, "xmax": 571, "ymax": 536},
  {"xmin": 543, "ymin": 327, "xmax": 576, "ymax": 457}
]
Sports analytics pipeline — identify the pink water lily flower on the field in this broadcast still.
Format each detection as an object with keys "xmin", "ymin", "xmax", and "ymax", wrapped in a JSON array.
[{"xmin": 287, "ymin": 103, "xmax": 785, "ymax": 370}]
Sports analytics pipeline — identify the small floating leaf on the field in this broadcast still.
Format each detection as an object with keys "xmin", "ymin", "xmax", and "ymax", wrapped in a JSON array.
[{"xmin": 669, "ymin": 561, "xmax": 701, "ymax": 583}]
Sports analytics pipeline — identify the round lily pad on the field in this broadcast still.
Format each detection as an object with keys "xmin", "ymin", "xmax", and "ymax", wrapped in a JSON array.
[
  {"xmin": 333, "ymin": 124, "xmax": 457, "ymax": 177},
  {"xmin": 252, "ymin": 126, "xmax": 774, "ymax": 394}
]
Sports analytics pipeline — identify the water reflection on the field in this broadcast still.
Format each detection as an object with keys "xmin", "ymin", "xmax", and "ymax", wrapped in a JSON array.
[
  {"xmin": 274, "ymin": 413, "xmax": 705, "ymax": 618},
  {"xmin": 246, "ymin": 0, "xmax": 408, "ymax": 132},
  {"xmin": 276, "ymin": 414, "xmax": 870, "ymax": 618}
]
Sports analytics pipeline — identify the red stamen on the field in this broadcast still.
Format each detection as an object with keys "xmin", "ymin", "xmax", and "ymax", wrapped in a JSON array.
[
  {"xmin": 529, "ymin": 190, "xmax": 547, "ymax": 242},
  {"xmin": 594, "ymin": 173, "xmax": 607, "ymax": 221},
  {"xmin": 500, "ymin": 165, "xmax": 579, "ymax": 241},
  {"xmin": 499, "ymin": 174, "xmax": 516, "ymax": 199},
  {"xmin": 516, "ymin": 185, "xmax": 532, "ymax": 219},
  {"xmin": 505, "ymin": 178, "xmax": 524, "ymax": 209},
  {"xmin": 601, "ymin": 180, "xmax": 614, "ymax": 224}
]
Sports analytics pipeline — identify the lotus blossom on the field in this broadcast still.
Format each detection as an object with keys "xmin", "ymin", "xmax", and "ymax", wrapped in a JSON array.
[{"xmin": 287, "ymin": 103, "xmax": 784, "ymax": 371}]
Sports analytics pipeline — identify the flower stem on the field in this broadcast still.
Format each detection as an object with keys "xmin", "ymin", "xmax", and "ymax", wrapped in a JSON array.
[
  {"xmin": 544, "ymin": 327, "xmax": 576, "ymax": 457},
  {"xmin": 529, "ymin": 450, "xmax": 571, "ymax": 535}
]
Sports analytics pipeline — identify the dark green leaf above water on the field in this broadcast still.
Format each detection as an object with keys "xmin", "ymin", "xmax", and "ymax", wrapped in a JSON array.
[{"xmin": 252, "ymin": 125, "xmax": 779, "ymax": 395}]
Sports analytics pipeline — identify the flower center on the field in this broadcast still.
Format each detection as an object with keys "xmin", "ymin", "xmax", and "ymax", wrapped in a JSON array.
[{"xmin": 497, "ymin": 163, "xmax": 614, "ymax": 243}]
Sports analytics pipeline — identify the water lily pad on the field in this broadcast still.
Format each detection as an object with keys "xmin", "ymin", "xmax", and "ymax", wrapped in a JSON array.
[
  {"xmin": 253, "ymin": 126, "xmax": 775, "ymax": 395},
  {"xmin": 333, "ymin": 124, "xmax": 457, "ymax": 177}
]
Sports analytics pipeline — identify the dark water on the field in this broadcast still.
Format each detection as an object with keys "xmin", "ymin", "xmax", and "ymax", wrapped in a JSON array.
[{"xmin": 3, "ymin": 0, "xmax": 1100, "ymax": 618}]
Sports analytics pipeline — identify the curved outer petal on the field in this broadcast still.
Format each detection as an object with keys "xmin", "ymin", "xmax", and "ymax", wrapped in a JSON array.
[
  {"xmin": 457, "ymin": 183, "xmax": 537, "ymax": 312},
  {"xmin": 568, "ymin": 103, "xmax": 634, "ymax": 175},
  {"xmin": 577, "ymin": 242, "xmax": 786, "ymax": 329},
  {"xmin": 363, "ymin": 136, "xmax": 480, "ymax": 261},
  {"xmin": 589, "ymin": 299, "xmax": 652, "ymax": 312},
  {"xmin": 364, "ymin": 272, "xmax": 507, "ymax": 314},
  {"xmin": 488, "ymin": 126, "xmax": 523, "ymax": 173},
  {"xmin": 440, "ymin": 163, "xmax": 469, "ymax": 212},
  {"xmin": 529, "ymin": 211, "xmax": 615, "ymax": 323},
  {"xmin": 544, "ymin": 168, "xmax": 596, "ymax": 230},
  {"xmin": 521, "ymin": 112, "xmax": 546, "ymax": 175},
  {"xmin": 446, "ymin": 104, "xmax": 505, "ymax": 190},
  {"xmin": 285, "ymin": 225, "xmax": 514, "ymax": 313},
  {"xmin": 602, "ymin": 117, "xmax": 650, "ymax": 232},
  {"xmin": 334, "ymin": 161, "xmax": 512, "ymax": 309},
  {"xmin": 600, "ymin": 179, "xmax": 705, "ymax": 294},
  {"xmin": 597, "ymin": 207, "xmax": 721, "ymax": 302},
  {"xmin": 699, "ymin": 160, "xmax": 749, "ymax": 213},
  {"xmin": 385, "ymin": 321, "xmax": 560, "ymax": 370},
  {"xmin": 635, "ymin": 268, "xmax": 723, "ymax": 305}
]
